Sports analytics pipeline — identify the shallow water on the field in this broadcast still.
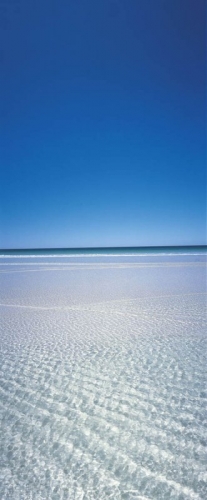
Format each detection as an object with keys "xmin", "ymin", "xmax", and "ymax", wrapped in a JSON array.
[{"xmin": 0, "ymin": 252, "xmax": 206, "ymax": 499}]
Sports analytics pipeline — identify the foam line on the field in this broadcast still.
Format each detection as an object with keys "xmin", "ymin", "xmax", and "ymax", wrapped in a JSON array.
[{"xmin": 0, "ymin": 252, "xmax": 206, "ymax": 258}]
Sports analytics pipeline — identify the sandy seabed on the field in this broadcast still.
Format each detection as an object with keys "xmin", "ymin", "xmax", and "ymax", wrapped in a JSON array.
[{"xmin": 0, "ymin": 254, "xmax": 206, "ymax": 499}]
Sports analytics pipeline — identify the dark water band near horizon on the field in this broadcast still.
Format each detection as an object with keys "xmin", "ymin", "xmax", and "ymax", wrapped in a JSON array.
[{"xmin": 0, "ymin": 245, "xmax": 206, "ymax": 255}]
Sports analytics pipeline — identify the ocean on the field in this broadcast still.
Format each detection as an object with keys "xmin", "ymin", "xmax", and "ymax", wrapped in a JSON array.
[{"xmin": 0, "ymin": 247, "xmax": 206, "ymax": 499}]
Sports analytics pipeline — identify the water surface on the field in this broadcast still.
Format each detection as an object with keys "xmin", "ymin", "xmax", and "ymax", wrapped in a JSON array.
[{"xmin": 0, "ymin": 247, "xmax": 206, "ymax": 499}]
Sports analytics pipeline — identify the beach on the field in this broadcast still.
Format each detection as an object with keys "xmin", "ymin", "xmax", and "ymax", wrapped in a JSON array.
[{"xmin": 0, "ymin": 248, "xmax": 206, "ymax": 499}]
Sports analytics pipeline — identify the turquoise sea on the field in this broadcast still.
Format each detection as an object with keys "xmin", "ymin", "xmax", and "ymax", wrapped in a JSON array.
[
  {"xmin": 0, "ymin": 247, "xmax": 206, "ymax": 499},
  {"xmin": 1, "ymin": 244, "xmax": 206, "ymax": 256}
]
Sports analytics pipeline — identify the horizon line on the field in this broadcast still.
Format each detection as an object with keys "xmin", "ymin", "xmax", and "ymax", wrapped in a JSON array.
[{"xmin": 0, "ymin": 244, "xmax": 206, "ymax": 252}]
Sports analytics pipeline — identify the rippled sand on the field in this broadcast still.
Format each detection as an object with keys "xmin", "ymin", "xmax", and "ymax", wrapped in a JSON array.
[{"xmin": 0, "ymin": 255, "xmax": 206, "ymax": 499}]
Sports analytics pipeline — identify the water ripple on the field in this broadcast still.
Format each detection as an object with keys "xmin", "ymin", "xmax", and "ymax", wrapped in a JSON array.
[{"xmin": 0, "ymin": 261, "xmax": 206, "ymax": 499}]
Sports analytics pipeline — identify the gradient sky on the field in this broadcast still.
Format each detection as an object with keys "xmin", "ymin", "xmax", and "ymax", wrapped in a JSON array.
[{"xmin": 1, "ymin": 0, "xmax": 206, "ymax": 249}]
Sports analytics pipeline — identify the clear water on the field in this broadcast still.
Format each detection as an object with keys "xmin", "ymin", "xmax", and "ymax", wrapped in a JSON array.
[{"xmin": 0, "ymin": 248, "xmax": 206, "ymax": 499}]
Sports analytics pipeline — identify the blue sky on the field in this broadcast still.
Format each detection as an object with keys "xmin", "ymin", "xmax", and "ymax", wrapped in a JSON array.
[{"xmin": 1, "ymin": 0, "xmax": 206, "ymax": 248}]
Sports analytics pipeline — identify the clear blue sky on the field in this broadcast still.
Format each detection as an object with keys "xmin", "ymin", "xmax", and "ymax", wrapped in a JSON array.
[{"xmin": 0, "ymin": 0, "xmax": 206, "ymax": 248}]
